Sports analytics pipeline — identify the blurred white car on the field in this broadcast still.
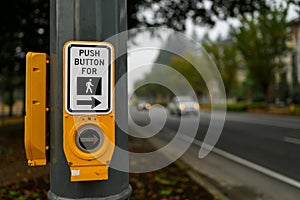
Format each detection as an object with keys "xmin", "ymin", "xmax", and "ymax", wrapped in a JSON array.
[{"xmin": 168, "ymin": 96, "xmax": 199, "ymax": 115}]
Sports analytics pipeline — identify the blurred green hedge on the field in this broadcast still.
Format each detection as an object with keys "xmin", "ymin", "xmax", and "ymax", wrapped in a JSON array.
[{"xmin": 201, "ymin": 102, "xmax": 267, "ymax": 112}]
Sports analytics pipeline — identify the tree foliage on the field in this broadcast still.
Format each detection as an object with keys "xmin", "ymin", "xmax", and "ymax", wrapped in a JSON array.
[
  {"xmin": 134, "ymin": 69, "xmax": 174, "ymax": 100},
  {"xmin": 129, "ymin": 0, "xmax": 269, "ymax": 31},
  {"xmin": 232, "ymin": 3, "xmax": 290, "ymax": 102},
  {"xmin": 169, "ymin": 54, "xmax": 208, "ymax": 97},
  {"xmin": 134, "ymin": 51, "xmax": 212, "ymax": 101},
  {"xmin": 202, "ymin": 36, "xmax": 240, "ymax": 97}
]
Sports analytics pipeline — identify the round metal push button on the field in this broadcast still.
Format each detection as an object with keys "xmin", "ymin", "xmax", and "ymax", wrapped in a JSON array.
[{"xmin": 75, "ymin": 124, "xmax": 104, "ymax": 153}]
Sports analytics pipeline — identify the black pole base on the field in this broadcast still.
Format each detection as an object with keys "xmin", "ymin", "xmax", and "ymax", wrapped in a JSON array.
[{"xmin": 48, "ymin": 185, "xmax": 132, "ymax": 200}]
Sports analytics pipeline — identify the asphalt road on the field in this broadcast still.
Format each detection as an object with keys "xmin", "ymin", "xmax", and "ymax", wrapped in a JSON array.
[
  {"xmin": 206, "ymin": 112, "xmax": 300, "ymax": 182},
  {"xmin": 130, "ymin": 106, "xmax": 300, "ymax": 182}
]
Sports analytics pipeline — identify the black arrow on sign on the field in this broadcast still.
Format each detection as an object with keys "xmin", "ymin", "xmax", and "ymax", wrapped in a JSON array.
[{"xmin": 77, "ymin": 97, "xmax": 102, "ymax": 109}]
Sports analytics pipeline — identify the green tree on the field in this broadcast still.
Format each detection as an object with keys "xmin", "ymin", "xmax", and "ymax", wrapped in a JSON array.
[
  {"xmin": 169, "ymin": 53, "xmax": 208, "ymax": 98},
  {"xmin": 134, "ymin": 62, "xmax": 187, "ymax": 101},
  {"xmin": 202, "ymin": 36, "xmax": 240, "ymax": 98},
  {"xmin": 134, "ymin": 71, "xmax": 174, "ymax": 101},
  {"xmin": 134, "ymin": 51, "xmax": 213, "ymax": 101},
  {"xmin": 232, "ymin": 3, "xmax": 290, "ymax": 103}
]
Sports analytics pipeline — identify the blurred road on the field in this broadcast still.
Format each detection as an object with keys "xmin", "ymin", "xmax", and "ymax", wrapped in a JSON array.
[
  {"xmin": 129, "ymin": 106, "xmax": 300, "ymax": 199},
  {"xmin": 167, "ymin": 111, "xmax": 300, "ymax": 182}
]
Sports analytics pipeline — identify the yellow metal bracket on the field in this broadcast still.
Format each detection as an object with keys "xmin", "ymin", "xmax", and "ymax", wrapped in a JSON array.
[{"xmin": 24, "ymin": 52, "xmax": 49, "ymax": 166}]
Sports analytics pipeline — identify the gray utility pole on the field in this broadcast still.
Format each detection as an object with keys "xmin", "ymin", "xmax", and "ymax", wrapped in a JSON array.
[{"xmin": 48, "ymin": 0, "xmax": 131, "ymax": 199}]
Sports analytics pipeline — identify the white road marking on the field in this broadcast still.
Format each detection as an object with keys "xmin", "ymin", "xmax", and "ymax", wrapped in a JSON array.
[
  {"xmin": 283, "ymin": 136, "xmax": 300, "ymax": 145},
  {"xmin": 178, "ymin": 134, "xmax": 300, "ymax": 189}
]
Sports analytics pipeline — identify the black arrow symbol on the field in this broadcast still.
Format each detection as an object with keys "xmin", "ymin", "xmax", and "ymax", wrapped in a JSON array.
[{"xmin": 77, "ymin": 97, "xmax": 101, "ymax": 109}]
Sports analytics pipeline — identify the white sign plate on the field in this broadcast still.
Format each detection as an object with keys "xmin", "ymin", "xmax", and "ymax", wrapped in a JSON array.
[{"xmin": 64, "ymin": 41, "xmax": 113, "ymax": 115}]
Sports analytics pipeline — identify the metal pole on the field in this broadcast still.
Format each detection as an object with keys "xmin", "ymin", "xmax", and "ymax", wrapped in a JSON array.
[{"xmin": 48, "ymin": 0, "xmax": 131, "ymax": 199}]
